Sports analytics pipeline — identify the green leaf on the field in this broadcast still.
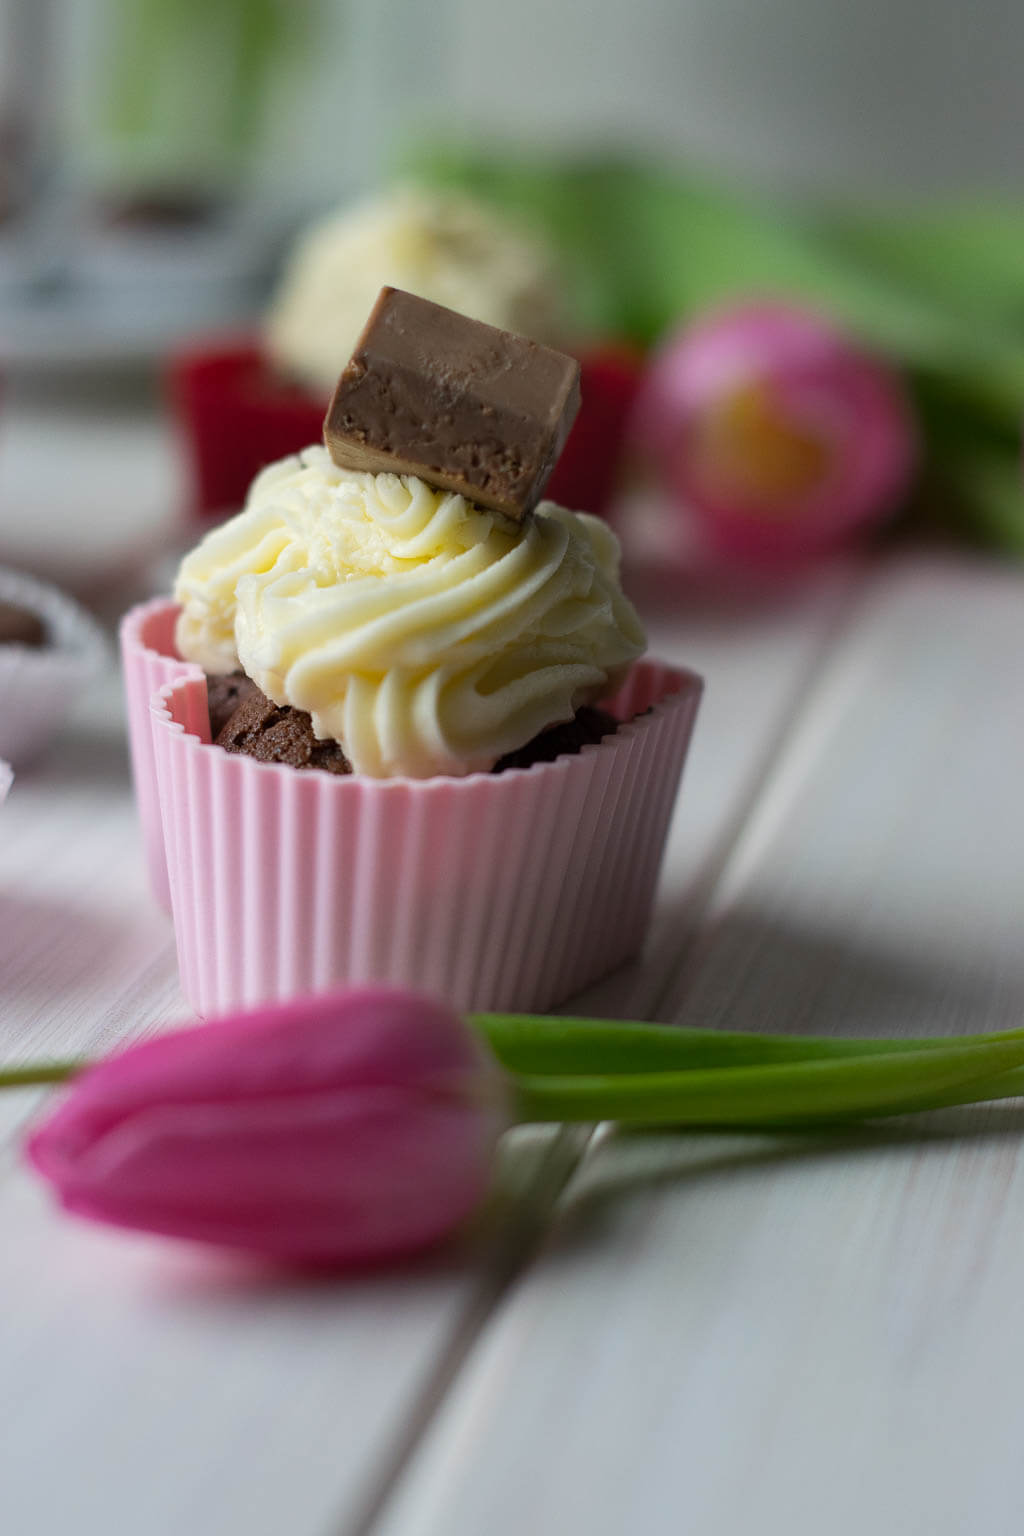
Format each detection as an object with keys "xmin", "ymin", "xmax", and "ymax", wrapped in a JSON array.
[
  {"xmin": 932, "ymin": 441, "xmax": 1024, "ymax": 554},
  {"xmin": 402, "ymin": 146, "xmax": 1024, "ymax": 426},
  {"xmin": 509, "ymin": 1035, "xmax": 1024, "ymax": 1128},
  {"xmin": 473, "ymin": 1014, "xmax": 1024, "ymax": 1077},
  {"xmin": 831, "ymin": 204, "xmax": 1024, "ymax": 329}
]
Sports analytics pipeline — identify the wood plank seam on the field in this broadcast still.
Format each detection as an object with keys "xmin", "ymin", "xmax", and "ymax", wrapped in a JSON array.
[
  {"xmin": 342, "ymin": 565, "xmax": 875, "ymax": 1536},
  {"xmin": 340, "ymin": 1126, "xmax": 591, "ymax": 1536}
]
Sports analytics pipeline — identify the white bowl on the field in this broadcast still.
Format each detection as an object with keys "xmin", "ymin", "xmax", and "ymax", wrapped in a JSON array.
[{"xmin": 0, "ymin": 567, "xmax": 107, "ymax": 766}]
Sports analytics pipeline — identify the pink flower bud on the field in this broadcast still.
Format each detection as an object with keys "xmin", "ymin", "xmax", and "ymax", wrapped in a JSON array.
[
  {"xmin": 635, "ymin": 303, "xmax": 917, "ymax": 564},
  {"xmin": 26, "ymin": 988, "xmax": 508, "ymax": 1267}
]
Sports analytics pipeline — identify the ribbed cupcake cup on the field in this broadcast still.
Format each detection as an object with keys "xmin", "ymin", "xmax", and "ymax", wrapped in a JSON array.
[
  {"xmin": 142, "ymin": 624, "xmax": 701, "ymax": 1017},
  {"xmin": 0, "ymin": 567, "xmax": 107, "ymax": 769},
  {"xmin": 0, "ymin": 759, "xmax": 12, "ymax": 805},
  {"xmin": 120, "ymin": 598, "xmax": 203, "ymax": 911}
]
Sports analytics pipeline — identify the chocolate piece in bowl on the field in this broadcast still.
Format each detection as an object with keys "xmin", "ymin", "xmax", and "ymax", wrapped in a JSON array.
[
  {"xmin": 0, "ymin": 599, "xmax": 48, "ymax": 649},
  {"xmin": 323, "ymin": 286, "xmax": 581, "ymax": 521},
  {"xmin": 0, "ymin": 568, "xmax": 107, "ymax": 769}
]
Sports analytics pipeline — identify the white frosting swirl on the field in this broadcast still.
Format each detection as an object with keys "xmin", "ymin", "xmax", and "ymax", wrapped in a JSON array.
[
  {"xmin": 264, "ymin": 186, "xmax": 569, "ymax": 395},
  {"xmin": 174, "ymin": 447, "xmax": 645, "ymax": 779}
]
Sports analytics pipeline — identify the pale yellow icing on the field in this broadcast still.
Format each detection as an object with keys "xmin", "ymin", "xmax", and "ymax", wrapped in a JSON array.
[
  {"xmin": 174, "ymin": 447, "xmax": 645, "ymax": 779},
  {"xmin": 264, "ymin": 186, "xmax": 569, "ymax": 395}
]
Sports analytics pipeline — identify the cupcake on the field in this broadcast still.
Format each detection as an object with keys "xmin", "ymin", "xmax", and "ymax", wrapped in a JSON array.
[
  {"xmin": 0, "ymin": 567, "xmax": 107, "ymax": 767},
  {"xmin": 129, "ymin": 292, "xmax": 700, "ymax": 1016},
  {"xmin": 169, "ymin": 185, "xmax": 642, "ymax": 523}
]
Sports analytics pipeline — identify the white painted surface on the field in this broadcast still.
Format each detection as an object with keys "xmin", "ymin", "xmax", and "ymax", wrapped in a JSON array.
[
  {"xmin": 374, "ymin": 556, "xmax": 1024, "ymax": 1536},
  {"xmin": 0, "ymin": 400, "xmax": 849, "ymax": 1532},
  {"xmin": 8, "ymin": 387, "xmax": 1023, "ymax": 1536},
  {"xmin": 0, "ymin": 667, "xmax": 564, "ymax": 1536}
]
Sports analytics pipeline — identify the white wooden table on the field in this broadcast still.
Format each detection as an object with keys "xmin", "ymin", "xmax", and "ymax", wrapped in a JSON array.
[{"xmin": 2, "ymin": 387, "xmax": 1024, "ymax": 1536}]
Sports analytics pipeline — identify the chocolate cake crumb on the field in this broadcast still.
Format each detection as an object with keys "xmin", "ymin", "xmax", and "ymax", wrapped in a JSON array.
[
  {"xmin": 215, "ymin": 686, "xmax": 352, "ymax": 775},
  {"xmin": 206, "ymin": 671, "xmax": 262, "ymax": 739},
  {"xmin": 492, "ymin": 707, "xmax": 619, "ymax": 772},
  {"xmin": 0, "ymin": 599, "xmax": 47, "ymax": 649},
  {"xmin": 211, "ymin": 675, "xmax": 619, "ymax": 777}
]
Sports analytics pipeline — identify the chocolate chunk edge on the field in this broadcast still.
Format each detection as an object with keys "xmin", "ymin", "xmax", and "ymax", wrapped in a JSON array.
[{"xmin": 323, "ymin": 286, "xmax": 581, "ymax": 521}]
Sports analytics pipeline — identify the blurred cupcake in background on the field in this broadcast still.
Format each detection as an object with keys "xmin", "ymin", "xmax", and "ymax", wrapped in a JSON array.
[
  {"xmin": 169, "ymin": 186, "xmax": 643, "ymax": 524},
  {"xmin": 265, "ymin": 186, "xmax": 569, "ymax": 390},
  {"xmin": 130, "ymin": 288, "xmax": 700, "ymax": 1014}
]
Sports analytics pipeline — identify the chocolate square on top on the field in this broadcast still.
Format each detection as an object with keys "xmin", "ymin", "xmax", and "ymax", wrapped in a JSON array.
[{"xmin": 323, "ymin": 287, "xmax": 581, "ymax": 521}]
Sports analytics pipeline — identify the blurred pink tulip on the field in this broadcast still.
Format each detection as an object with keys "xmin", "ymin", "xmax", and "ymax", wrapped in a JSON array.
[
  {"xmin": 635, "ymin": 302, "xmax": 917, "ymax": 563},
  {"xmin": 27, "ymin": 988, "xmax": 508, "ymax": 1266}
]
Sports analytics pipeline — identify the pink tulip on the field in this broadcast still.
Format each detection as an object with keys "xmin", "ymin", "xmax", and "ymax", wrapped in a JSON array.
[
  {"xmin": 635, "ymin": 302, "xmax": 917, "ymax": 564},
  {"xmin": 26, "ymin": 988, "xmax": 508, "ymax": 1266}
]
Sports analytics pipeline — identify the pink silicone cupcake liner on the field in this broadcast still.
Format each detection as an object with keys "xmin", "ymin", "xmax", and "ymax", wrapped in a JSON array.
[
  {"xmin": 120, "ymin": 598, "xmax": 203, "ymax": 910},
  {"xmin": 0, "ymin": 566, "xmax": 107, "ymax": 768},
  {"xmin": 142, "ymin": 615, "xmax": 700, "ymax": 1016}
]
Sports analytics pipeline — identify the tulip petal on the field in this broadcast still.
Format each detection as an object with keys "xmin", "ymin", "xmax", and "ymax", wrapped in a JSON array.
[
  {"xmin": 634, "ymin": 302, "xmax": 917, "ymax": 565},
  {"xmin": 26, "ymin": 988, "xmax": 507, "ymax": 1265}
]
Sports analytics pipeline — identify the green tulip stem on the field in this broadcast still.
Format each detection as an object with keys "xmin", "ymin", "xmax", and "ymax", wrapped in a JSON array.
[
  {"xmin": 471, "ymin": 1013, "xmax": 1024, "ymax": 1077},
  {"xmin": 0, "ymin": 1061, "xmax": 83, "ymax": 1090},
  {"xmin": 506, "ymin": 1038, "xmax": 1024, "ymax": 1128},
  {"xmin": 5, "ymin": 1022, "xmax": 1024, "ymax": 1138}
]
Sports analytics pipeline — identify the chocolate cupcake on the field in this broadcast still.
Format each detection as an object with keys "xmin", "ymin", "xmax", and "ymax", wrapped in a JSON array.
[
  {"xmin": 123, "ymin": 294, "xmax": 702, "ymax": 1012},
  {"xmin": 134, "ymin": 629, "xmax": 699, "ymax": 1016}
]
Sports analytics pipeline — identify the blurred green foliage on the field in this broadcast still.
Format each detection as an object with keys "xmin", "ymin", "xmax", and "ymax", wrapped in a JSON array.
[
  {"xmin": 408, "ymin": 147, "xmax": 1024, "ymax": 554},
  {"xmin": 95, "ymin": 0, "xmax": 317, "ymax": 191}
]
